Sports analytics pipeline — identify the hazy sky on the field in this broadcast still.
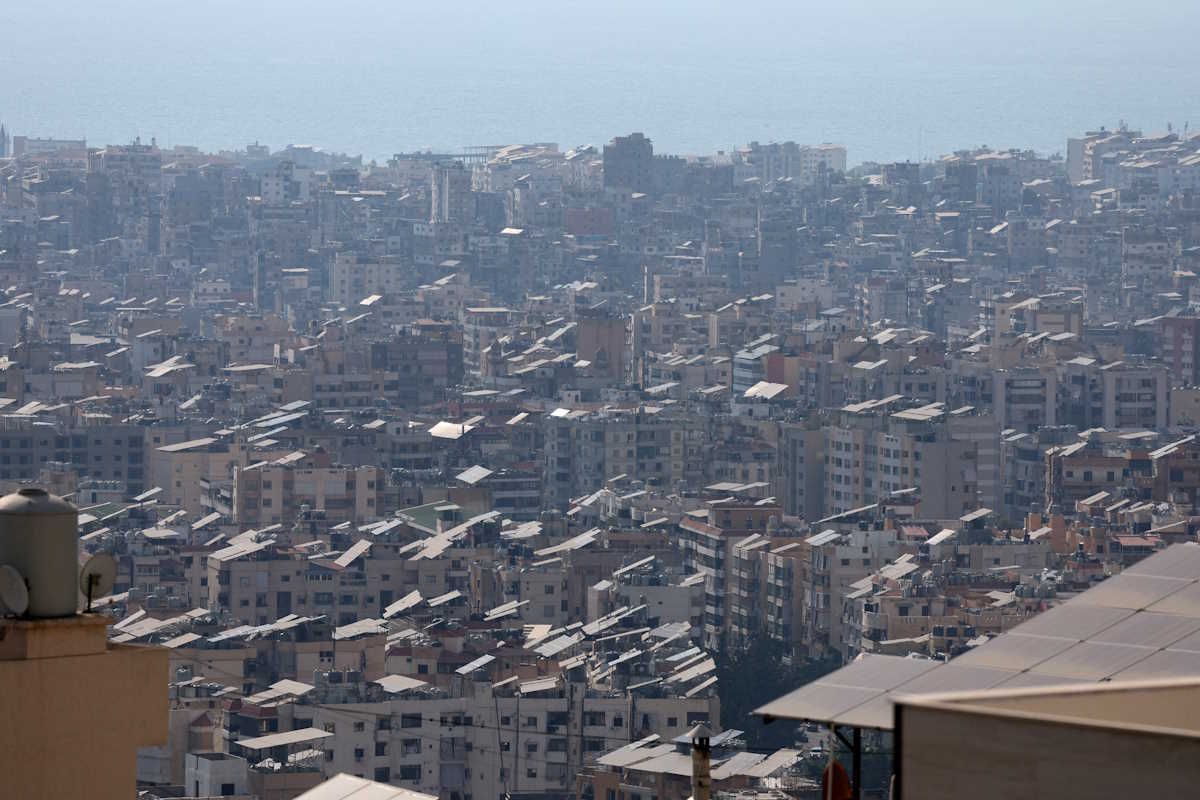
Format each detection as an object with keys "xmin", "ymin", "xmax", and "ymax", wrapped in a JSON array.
[{"xmin": 2, "ymin": 1, "xmax": 1198, "ymax": 162}]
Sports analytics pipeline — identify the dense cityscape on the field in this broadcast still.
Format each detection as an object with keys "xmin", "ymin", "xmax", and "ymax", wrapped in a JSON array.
[{"xmin": 4, "ymin": 121, "xmax": 1200, "ymax": 799}]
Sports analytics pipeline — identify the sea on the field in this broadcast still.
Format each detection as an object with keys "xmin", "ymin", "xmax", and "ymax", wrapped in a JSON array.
[{"xmin": 1, "ymin": 0, "xmax": 1198, "ymax": 166}]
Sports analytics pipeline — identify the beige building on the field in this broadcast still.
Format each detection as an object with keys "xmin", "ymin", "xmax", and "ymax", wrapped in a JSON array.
[
  {"xmin": 896, "ymin": 680, "xmax": 1200, "ymax": 799},
  {"xmin": 207, "ymin": 541, "xmax": 468, "ymax": 628},
  {"xmin": 329, "ymin": 252, "xmax": 409, "ymax": 307},
  {"xmin": 0, "ymin": 614, "xmax": 167, "ymax": 798},
  {"xmin": 233, "ymin": 460, "xmax": 386, "ymax": 526},
  {"xmin": 311, "ymin": 680, "xmax": 717, "ymax": 799},
  {"xmin": 149, "ymin": 435, "xmax": 262, "ymax": 518}
]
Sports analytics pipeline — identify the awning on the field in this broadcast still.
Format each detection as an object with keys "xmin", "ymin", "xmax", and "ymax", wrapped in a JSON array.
[
  {"xmin": 237, "ymin": 727, "xmax": 333, "ymax": 750},
  {"xmin": 755, "ymin": 543, "xmax": 1200, "ymax": 731}
]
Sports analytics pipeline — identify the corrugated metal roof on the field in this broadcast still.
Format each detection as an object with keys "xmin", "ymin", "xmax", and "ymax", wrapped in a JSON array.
[
  {"xmin": 237, "ymin": 727, "xmax": 333, "ymax": 750},
  {"xmin": 519, "ymin": 676, "xmax": 560, "ymax": 694},
  {"xmin": 333, "ymin": 539, "xmax": 371, "ymax": 568},
  {"xmin": 455, "ymin": 654, "xmax": 497, "ymax": 675},
  {"xmin": 374, "ymin": 675, "xmax": 428, "ymax": 693},
  {"xmin": 758, "ymin": 543, "xmax": 1200, "ymax": 730},
  {"xmin": 294, "ymin": 773, "xmax": 436, "ymax": 800}
]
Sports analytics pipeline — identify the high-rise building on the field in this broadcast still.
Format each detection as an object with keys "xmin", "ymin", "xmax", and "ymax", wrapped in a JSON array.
[
  {"xmin": 603, "ymin": 132, "xmax": 653, "ymax": 193},
  {"xmin": 430, "ymin": 161, "xmax": 473, "ymax": 223}
]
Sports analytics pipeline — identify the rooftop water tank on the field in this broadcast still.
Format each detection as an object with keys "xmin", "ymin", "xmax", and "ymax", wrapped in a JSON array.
[{"xmin": 0, "ymin": 488, "xmax": 79, "ymax": 617}]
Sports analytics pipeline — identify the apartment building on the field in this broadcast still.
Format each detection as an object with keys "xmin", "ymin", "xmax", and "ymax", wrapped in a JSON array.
[
  {"xmin": 233, "ymin": 459, "xmax": 388, "ymax": 526},
  {"xmin": 799, "ymin": 528, "xmax": 905, "ymax": 660},
  {"xmin": 207, "ymin": 542, "xmax": 469, "ymax": 628},
  {"xmin": 329, "ymin": 252, "xmax": 410, "ymax": 307},
  {"xmin": 542, "ymin": 408, "xmax": 704, "ymax": 509},
  {"xmin": 0, "ymin": 417, "xmax": 146, "ymax": 493},
  {"xmin": 678, "ymin": 501, "xmax": 783, "ymax": 648}
]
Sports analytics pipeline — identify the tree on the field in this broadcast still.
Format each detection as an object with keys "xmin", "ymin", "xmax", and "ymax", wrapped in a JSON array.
[{"xmin": 714, "ymin": 634, "xmax": 840, "ymax": 749}]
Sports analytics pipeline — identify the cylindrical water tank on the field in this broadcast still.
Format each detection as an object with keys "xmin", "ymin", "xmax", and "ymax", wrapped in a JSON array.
[{"xmin": 0, "ymin": 488, "xmax": 79, "ymax": 617}]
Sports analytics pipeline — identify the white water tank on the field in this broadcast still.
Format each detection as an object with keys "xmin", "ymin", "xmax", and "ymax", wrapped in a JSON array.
[{"xmin": 0, "ymin": 488, "xmax": 79, "ymax": 617}]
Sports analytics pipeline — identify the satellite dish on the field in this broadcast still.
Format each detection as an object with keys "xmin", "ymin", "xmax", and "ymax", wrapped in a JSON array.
[
  {"xmin": 79, "ymin": 553, "xmax": 117, "ymax": 611},
  {"xmin": 0, "ymin": 564, "xmax": 29, "ymax": 616}
]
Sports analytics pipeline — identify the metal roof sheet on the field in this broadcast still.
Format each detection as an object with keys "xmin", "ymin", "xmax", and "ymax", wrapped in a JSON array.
[
  {"xmin": 752, "ymin": 541, "xmax": 1200, "ymax": 731},
  {"xmin": 237, "ymin": 727, "xmax": 334, "ymax": 750},
  {"xmin": 519, "ymin": 676, "xmax": 560, "ymax": 694},
  {"xmin": 333, "ymin": 539, "xmax": 372, "ymax": 568},
  {"xmin": 374, "ymin": 675, "xmax": 428, "ymax": 693},
  {"xmin": 294, "ymin": 773, "xmax": 436, "ymax": 800},
  {"xmin": 455, "ymin": 465, "xmax": 494, "ymax": 485},
  {"xmin": 456, "ymin": 654, "xmax": 497, "ymax": 675}
]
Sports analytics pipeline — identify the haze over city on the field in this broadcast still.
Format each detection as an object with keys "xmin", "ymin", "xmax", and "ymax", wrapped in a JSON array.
[
  {"xmin": 5, "ymin": 3, "xmax": 1200, "ymax": 800},
  {"xmin": 3, "ymin": 0, "xmax": 1199, "ymax": 162}
]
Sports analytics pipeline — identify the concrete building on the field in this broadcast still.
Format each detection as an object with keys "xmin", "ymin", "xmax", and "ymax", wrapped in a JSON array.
[
  {"xmin": 233, "ymin": 461, "xmax": 388, "ymax": 527},
  {"xmin": 1, "ymin": 613, "xmax": 167, "ymax": 797},
  {"xmin": 603, "ymin": 133, "xmax": 654, "ymax": 194},
  {"xmin": 431, "ymin": 162, "xmax": 473, "ymax": 224}
]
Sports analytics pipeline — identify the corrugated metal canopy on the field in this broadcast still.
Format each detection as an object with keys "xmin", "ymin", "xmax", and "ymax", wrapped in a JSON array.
[
  {"xmin": 1029, "ymin": 641, "xmax": 1155, "ymax": 681},
  {"xmin": 1090, "ymin": 612, "xmax": 1200, "ymax": 647},
  {"xmin": 952, "ymin": 634, "xmax": 1076, "ymax": 671},
  {"xmin": 755, "ymin": 543, "xmax": 1200, "ymax": 731},
  {"xmin": 1010, "ymin": 604, "xmax": 1134, "ymax": 639},
  {"xmin": 596, "ymin": 741, "xmax": 673, "ymax": 768},
  {"xmin": 237, "ymin": 727, "xmax": 333, "ymax": 750},
  {"xmin": 374, "ymin": 675, "xmax": 427, "ymax": 694},
  {"xmin": 295, "ymin": 773, "xmax": 436, "ymax": 800},
  {"xmin": 1070, "ymin": 574, "xmax": 1192, "ymax": 609}
]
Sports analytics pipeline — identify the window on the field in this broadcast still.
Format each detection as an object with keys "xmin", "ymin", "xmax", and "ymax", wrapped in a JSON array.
[
  {"xmin": 417, "ymin": 664, "xmax": 429, "ymax": 674},
  {"xmin": 401, "ymin": 714, "xmax": 422, "ymax": 728},
  {"xmin": 667, "ymin": 717, "xmax": 678, "ymax": 727},
  {"xmin": 354, "ymin": 747, "xmax": 365, "ymax": 760},
  {"xmin": 399, "ymin": 765, "xmax": 421, "ymax": 781},
  {"xmin": 374, "ymin": 767, "xmax": 390, "ymax": 782},
  {"xmin": 526, "ymin": 768, "xmax": 537, "ymax": 779},
  {"xmin": 375, "ymin": 741, "xmax": 386, "ymax": 756},
  {"xmin": 221, "ymin": 783, "xmax": 235, "ymax": 796},
  {"xmin": 353, "ymin": 721, "xmax": 365, "ymax": 732},
  {"xmin": 526, "ymin": 716, "xmax": 537, "ymax": 727}
]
